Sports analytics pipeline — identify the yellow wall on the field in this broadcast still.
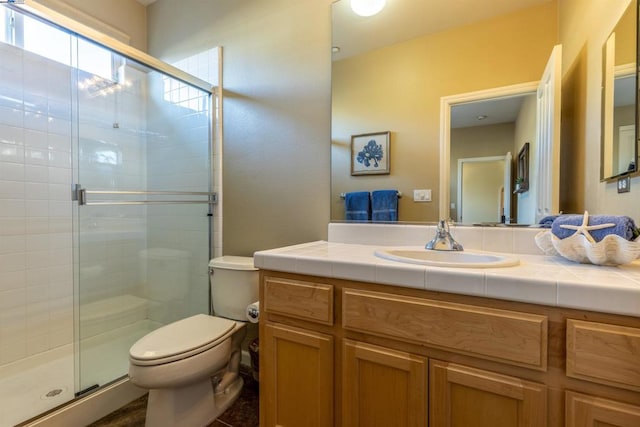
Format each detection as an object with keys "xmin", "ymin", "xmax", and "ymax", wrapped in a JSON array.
[{"xmin": 331, "ymin": 1, "xmax": 558, "ymax": 222}]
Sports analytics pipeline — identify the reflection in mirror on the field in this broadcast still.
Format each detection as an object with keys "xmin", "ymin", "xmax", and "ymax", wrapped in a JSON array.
[
  {"xmin": 331, "ymin": 0, "xmax": 558, "ymax": 224},
  {"xmin": 601, "ymin": 0, "xmax": 637, "ymax": 180},
  {"xmin": 449, "ymin": 94, "xmax": 535, "ymax": 224},
  {"xmin": 331, "ymin": 0, "xmax": 636, "ymax": 224}
]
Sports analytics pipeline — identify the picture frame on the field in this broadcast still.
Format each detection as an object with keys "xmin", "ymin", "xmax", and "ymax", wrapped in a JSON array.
[
  {"xmin": 351, "ymin": 131, "xmax": 390, "ymax": 176},
  {"xmin": 515, "ymin": 142, "xmax": 530, "ymax": 193}
]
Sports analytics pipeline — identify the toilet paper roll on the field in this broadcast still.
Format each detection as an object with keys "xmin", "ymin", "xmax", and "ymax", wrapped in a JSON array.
[{"xmin": 246, "ymin": 301, "xmax": 260, "ymax": 323}]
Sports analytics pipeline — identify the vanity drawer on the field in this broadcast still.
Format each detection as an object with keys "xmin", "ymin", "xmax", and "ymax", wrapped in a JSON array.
[
  {"xmin": 566, "ymin": 319, "xmax": 640, "ymax": 391},
  {"xmin": 264, "ymin": 277, "xmax": 334, "ymax": 325},
  {"xmin": 342, "ymin": 289, "xmax": 548, "ymax": 370}
]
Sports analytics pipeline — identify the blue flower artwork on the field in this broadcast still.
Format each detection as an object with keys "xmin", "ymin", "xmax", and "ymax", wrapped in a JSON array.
[
  {"xmin": 351, "ymin": 131, "xmax": 390, "ymax": 175},
  {"xmin": 357, "ymin": 140, "xmax": 384, "ymax": 168}
]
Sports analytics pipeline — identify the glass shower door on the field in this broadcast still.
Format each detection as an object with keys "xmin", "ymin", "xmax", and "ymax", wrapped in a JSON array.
[{"xmin": 75, "ymin": 39, "xmax": 213, "ymax": 392}]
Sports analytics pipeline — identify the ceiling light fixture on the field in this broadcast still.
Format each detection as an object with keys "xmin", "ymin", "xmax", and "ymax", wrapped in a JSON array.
[{"xmin": 350, "ymin": 0, "xmax": 386, "ymax": 17}]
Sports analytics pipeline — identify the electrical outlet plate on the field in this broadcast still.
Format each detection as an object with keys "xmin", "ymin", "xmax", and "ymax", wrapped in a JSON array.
[
  {"xmin": 413, "ymin": 189, "xmax": 431, "ymax": 202},
  {"xmin": 617, "ymin": 175, "xmax": 631, "ymax": 193}
]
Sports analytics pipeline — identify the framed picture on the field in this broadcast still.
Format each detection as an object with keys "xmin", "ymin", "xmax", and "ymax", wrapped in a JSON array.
[
  {"xmin": 515, "ymin": 142, "xmax": 530, "ymax": 193},
  {"xmin": 351, "ymin": 131, "xmax": 390, "ymax": 176}
]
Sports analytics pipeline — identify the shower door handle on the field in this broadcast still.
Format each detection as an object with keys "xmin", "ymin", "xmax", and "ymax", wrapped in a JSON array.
[
  {"xmin": 73, "ymin": 184, "xmax": 88, "ymax": 205},
  {"xmin": 72, "ymin": 185, "xmax": 217, "ymax": 206}
]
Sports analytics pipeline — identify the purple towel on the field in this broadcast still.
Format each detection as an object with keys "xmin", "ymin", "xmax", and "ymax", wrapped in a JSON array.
[{"xmin": 551, "ymin": 214, "xmax": 637, "ymax": 242}]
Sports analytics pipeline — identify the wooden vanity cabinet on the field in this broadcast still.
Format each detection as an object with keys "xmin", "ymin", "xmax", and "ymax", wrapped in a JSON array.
[
  {"xmin": 259, "ymin": 271, "xmax": 640, "ymax": 427},
  {"xmin": 565, "ymin": 391, "xmax": 640, "ymax": 426},
  {"xmin": 564, "ymin": 319, "xmax": 640, "ymax": 427},
  {"xmin": 430, "ymin": 360, "xmax": 547, "ymax": 427},
  {"xmin": 260, "ymin": 276, "xmax": 335, "ymax": 427},
  {"xmin": 342, "ymin": 339, "xmax": 427, "ymax": 427},
  {"xmin": 262, "ymin": 323, "xmax": 334, "ymax": 427}
]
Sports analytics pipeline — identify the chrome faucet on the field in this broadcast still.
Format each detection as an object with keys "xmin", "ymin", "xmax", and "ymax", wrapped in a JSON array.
[{"xmin": 425, "ymin": 220, "xmax": 464, "ymax": 251}]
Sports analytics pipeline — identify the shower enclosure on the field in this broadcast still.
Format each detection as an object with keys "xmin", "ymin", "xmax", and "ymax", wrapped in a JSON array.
[{"xmin": 0, "ymin": 4, "xmax": 217, "ymax": 425}]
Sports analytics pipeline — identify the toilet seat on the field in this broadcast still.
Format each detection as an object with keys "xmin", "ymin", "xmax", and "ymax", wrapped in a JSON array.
[{"xmin": 129, "ymin": 314, "xmax": 236, "ymax": 366}]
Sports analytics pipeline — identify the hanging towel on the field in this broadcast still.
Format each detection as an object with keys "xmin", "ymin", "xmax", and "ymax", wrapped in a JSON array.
[
  {"xmin": 371, "ymin": 189, "xmax": 398, "ymax": 222},
  {"xmin": 344, "ymin": 191, "xmax": 370, "ymax": 221},
  {"xmin": 551, "ymin": 214, "xmax": 638, "ymax": 242}
]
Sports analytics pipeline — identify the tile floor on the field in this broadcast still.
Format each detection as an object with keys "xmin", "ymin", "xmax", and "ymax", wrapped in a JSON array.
[{"xmin": 89, "ymin": 371, "xmax": 258, "ymax": 427}]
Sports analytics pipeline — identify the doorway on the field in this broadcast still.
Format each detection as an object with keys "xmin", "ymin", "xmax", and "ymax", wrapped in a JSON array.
[{"xmin": 457, "ymin": 156, "xmax": 509, "ymax": 224}]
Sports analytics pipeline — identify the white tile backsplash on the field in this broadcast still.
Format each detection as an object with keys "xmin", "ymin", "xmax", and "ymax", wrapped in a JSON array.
[{"xmin": 328, "ymin": 223, "xmax": 545, "ymax": 255}]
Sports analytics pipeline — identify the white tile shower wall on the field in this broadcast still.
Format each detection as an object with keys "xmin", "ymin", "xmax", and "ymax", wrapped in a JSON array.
[{"xmin": 0, "ymin": 45, "xmax": 73, "ymax": 365}]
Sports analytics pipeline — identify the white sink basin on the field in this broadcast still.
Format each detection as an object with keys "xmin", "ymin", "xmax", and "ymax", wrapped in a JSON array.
[{"xmin": 374, "ymin": 248, "xmax": 519, "ymax": 268}]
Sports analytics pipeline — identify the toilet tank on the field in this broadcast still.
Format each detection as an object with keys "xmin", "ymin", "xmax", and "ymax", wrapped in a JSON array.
[{"xmin": 209, "ymin": 256, "xmax": 259, "ymax": 321}]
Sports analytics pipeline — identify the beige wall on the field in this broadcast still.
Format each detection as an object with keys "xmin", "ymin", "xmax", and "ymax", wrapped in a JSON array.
[
  {"xmin": 331, "ymin": 1, "xmax": 558, "ymax": 222},
  {"xmin": 559, "ymin": 0, "xmax": 638, "ymax": 220},
  {"xmin": 33, "ymin": 0, "xmax": 147, "ymax": 50},
  {"xmin": 147, "ymin": 0, "xmax": 333, "ymax": 256}
]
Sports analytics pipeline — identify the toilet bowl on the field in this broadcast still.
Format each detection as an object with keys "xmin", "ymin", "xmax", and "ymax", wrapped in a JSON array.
[{"xmin": 128, "ymin": 256, "xmax": 259, "ymax": 427}]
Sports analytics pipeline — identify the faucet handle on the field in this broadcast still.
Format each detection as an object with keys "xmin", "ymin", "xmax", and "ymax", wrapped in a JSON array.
[{"xmin": 426, "ymin": 219, "xmax": 463, "ymax": 251}]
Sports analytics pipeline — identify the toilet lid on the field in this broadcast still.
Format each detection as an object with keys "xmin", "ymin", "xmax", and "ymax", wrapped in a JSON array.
[{"xmin": 129, "ymin": 314, "xmax": 236, "ymax": 365}]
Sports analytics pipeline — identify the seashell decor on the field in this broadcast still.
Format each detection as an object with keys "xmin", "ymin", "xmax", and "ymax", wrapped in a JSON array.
[{"xmin": 535, "ymin": 230, "xmax": 640, "ymax": 265}]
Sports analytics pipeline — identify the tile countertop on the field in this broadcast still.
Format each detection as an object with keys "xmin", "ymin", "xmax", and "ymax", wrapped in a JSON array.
[{"xmin": 253, "ymin": 240, "xmax": 640, "ymax": 318}]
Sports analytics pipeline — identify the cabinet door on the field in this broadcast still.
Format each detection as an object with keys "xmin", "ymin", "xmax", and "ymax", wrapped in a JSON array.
[
  {"xmin": 566, "ymin": 391, "xmax": 640, "ymax": 426},
  {"xmin": 343, "ymin": 339, "xmax": 427, "ymax": 427},
  {"xmin": 261, "ymin": 323, "xmax": 333, "ymax": 427},
  {"xmin": 430, "ymin": 360, "xmax": 547, "ymax": 427}
]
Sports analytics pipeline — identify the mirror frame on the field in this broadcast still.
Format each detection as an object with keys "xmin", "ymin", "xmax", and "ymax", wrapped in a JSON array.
[{"xmin": 600, "ymin": 0, "xmax": 639, "ymax": 182}]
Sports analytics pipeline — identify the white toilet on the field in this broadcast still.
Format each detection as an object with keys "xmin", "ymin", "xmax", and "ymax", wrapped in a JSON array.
[{"xmin": 128, "ymin": 256, "xmax": 259, "ymax": 427}]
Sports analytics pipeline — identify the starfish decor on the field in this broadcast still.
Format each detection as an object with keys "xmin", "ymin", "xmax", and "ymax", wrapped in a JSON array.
[{"xmin": 559, "ymin": 211, "xmax": 615, "ymax": 244}]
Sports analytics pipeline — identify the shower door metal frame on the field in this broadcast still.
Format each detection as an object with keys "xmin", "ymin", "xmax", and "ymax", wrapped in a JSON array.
[{"xmin": 18, "ymin": 0, "xmax": 213, "ymax": 93}]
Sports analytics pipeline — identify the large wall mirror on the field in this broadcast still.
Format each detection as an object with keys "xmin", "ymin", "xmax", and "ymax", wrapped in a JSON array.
[
  {"xmin": 331, "ymin": 0, "xmax": 637, "ymax": 224},
  {"xmin": 601, "ymin": 0, "xmax": 638, "ymax": 181}
]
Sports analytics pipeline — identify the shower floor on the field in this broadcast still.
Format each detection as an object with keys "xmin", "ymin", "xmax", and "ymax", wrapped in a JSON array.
[
  {"xmin": 0, "ymin": 319, "xmax": 155, "ymax": 427},
  {"xmin": 0, "ymin": 344, "xmax": 74, "ymax": 427}
]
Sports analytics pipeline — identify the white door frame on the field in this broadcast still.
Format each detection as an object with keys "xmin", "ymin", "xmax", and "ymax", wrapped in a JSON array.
[
  {"xmin": 534, "ymin": 44, "xmax": 562, "ymax": 222},
  {"xmin": 439, "ymin": 81, "xmax": 538, "ymax": 220}
]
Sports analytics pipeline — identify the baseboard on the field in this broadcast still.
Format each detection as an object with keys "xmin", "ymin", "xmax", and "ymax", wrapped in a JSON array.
[{"xmin": 19, "ymin": 377, "xmax": 146, "ymax": 427}]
